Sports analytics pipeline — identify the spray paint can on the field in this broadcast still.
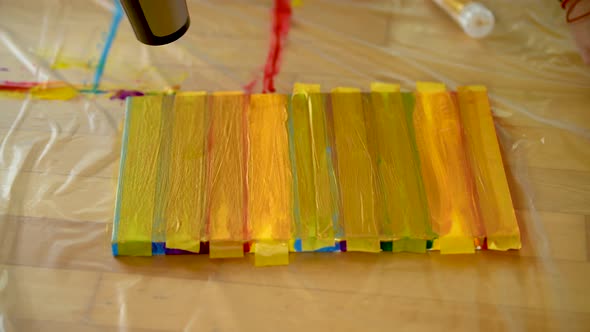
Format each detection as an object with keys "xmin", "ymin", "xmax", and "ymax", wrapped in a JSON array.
[{"xmin": 120, "ymin": 0, "xmax": 190, "ymax": 45}]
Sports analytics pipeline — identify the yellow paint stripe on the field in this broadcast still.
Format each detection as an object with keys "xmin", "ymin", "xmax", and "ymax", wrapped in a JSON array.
[
  {"xmin": 291, "ymin": 83, "xmax": 336, "ymax": 251},
  {"xmin": 247, "ymin": 94, "xmax": 293, "ymax": 241},
  {"xmin": 414, "ymin": 83, "xmax": 482, "ymax": 254},
  {"xmin": 457, "ymin": 86, "xmax": 521, "ymax": 250},
  {"xmin": 117, "ymin": 96, "xmax": 163, "ymax": 255},
  {"xmin": 368, "ymin": 84, "xmax": 435, "ymax": 245},
  {"xmin": 331, "ymin": 88, "xmax": 380, "ymax": 252},
  {"xmin": 206, "ymin": 93, "xmax": 247, "ymax": 253},
  {"xmin": 164, "ymin": 94, "xmax": 208, "ymax": 253},
  {"xmin": 247, "ymin": 94, "xmax": 292, "ymax": 265}
]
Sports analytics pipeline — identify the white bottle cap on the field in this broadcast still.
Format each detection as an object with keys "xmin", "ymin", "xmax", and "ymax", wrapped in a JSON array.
[{"xmin": 458, "ymin": 2, "xmax": 495, "ymax": 38}]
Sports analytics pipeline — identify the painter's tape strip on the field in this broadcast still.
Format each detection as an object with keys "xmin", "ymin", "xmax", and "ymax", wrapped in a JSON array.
[
  {"xmin": 391, "ymin": 239, "xmax": 427, "ymax": 253},
  {"xmin": 293, "ymin": 82, "xmax": 320, "ymax": 94},
  {"xmin": 370, "ymin": 82, "xmax": 400, "ymax": 93},
  {"xmin": 487, "ymin": 235, "xmax": 521, "ymax": 251},
  {"xmin": 254, "ymin": 241, "xmax": 289, "ymax": 266},
  {"xmin": 439, "ymin": 237, "xmax": 476, "ymax": 254},
  {"xmin": 416, "ymin": 82, "xmax": 446, "ymax": 93},
  {"xmin": 210, "ymin": 241, "xmax": 244, "ymax": 258}
]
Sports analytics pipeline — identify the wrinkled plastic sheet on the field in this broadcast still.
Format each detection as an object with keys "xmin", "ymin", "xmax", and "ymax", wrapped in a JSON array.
[{"xmin": 1, "ymin": 0, "xmax": 590, "ymax": 331}]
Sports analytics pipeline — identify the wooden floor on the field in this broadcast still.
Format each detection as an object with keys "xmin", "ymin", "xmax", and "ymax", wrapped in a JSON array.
[{"xmin": 1, "ymin": 0, "xmax": 589, "ymax": 331}]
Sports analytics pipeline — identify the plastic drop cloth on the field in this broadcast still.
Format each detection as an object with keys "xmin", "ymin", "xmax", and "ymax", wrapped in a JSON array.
[{"xmin": 1, "ymin": 0, "xmax": 589, "ymax": 330}]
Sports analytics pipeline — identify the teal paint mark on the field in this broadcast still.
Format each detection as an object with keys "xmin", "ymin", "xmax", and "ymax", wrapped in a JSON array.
[{"xmin": 92, "ymin": 0, "xmax": 123, "ymax": 91}]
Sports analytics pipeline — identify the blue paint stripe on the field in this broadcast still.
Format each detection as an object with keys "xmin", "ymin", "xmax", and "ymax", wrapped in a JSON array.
[
  {"xmin": 294, "ymin": 239, "xmax": 302, "ymax": 252},
  {"xmin": 92, "ymin": 0, "xmax": 123, "ymax": 91},
  {"xmin": 112, "ymin": 97, "xmax": 133, "ymax": 250}
]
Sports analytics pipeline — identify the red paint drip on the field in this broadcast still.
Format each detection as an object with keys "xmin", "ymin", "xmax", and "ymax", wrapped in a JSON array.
[
  {"xmin": 263, "ymin": 0, "xmax": 292, "ymax": 93},
  {"xmin": 245, "ymin": 0, "xmax": 292, "ymax": 93}
]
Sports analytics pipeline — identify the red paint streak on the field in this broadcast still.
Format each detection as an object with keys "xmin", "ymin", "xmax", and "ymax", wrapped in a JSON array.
[
  {"xmin": 0, "ymin": 81, "xmax": 42, "ymax": 91},
  {"xmin": 263, "ymin": 0, "xmax": 292, "ymax": 93},
  {"xmin": 244, "ymin": 0, "xmax": 292, "ymax": 93},
  {"xmin": 243, "ymin": 77, "xmax": 258, "ymax": 95}
]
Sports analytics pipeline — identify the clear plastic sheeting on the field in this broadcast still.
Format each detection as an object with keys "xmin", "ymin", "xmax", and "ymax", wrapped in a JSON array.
[{"xmin": 0, "ymin": 0, "xmax": 589, "ymax": 331}]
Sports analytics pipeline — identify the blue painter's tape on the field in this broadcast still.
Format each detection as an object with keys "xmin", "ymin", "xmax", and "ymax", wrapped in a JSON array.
[
  {"xmin": 315, "ymin": 241, "xmax": 339, "ymax": 252},
  {"xmin": 112, "ymin": 243, "xmax": 119, "ymax": 256},
  {"xmin": 152, "ymin": 242, "xmax": 166, "ymax": 255},
  {"xmin": 294, "ymin": 239, "xmax": 302, "ymax": 252}
]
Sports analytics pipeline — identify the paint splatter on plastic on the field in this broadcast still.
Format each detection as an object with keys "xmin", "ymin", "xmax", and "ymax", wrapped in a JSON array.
[
  {"xmin": 245, "ymin": 0, "xmax": 292, "ymax": 93},
  {"xmin": 110, "ymin": 89, "xmax": 145, "ymax": 100}
]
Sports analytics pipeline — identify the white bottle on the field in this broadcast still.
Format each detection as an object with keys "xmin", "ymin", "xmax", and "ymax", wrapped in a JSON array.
[{"xmin": 432, "ymin": 0, "xmax": 495, "ymax": 38}]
